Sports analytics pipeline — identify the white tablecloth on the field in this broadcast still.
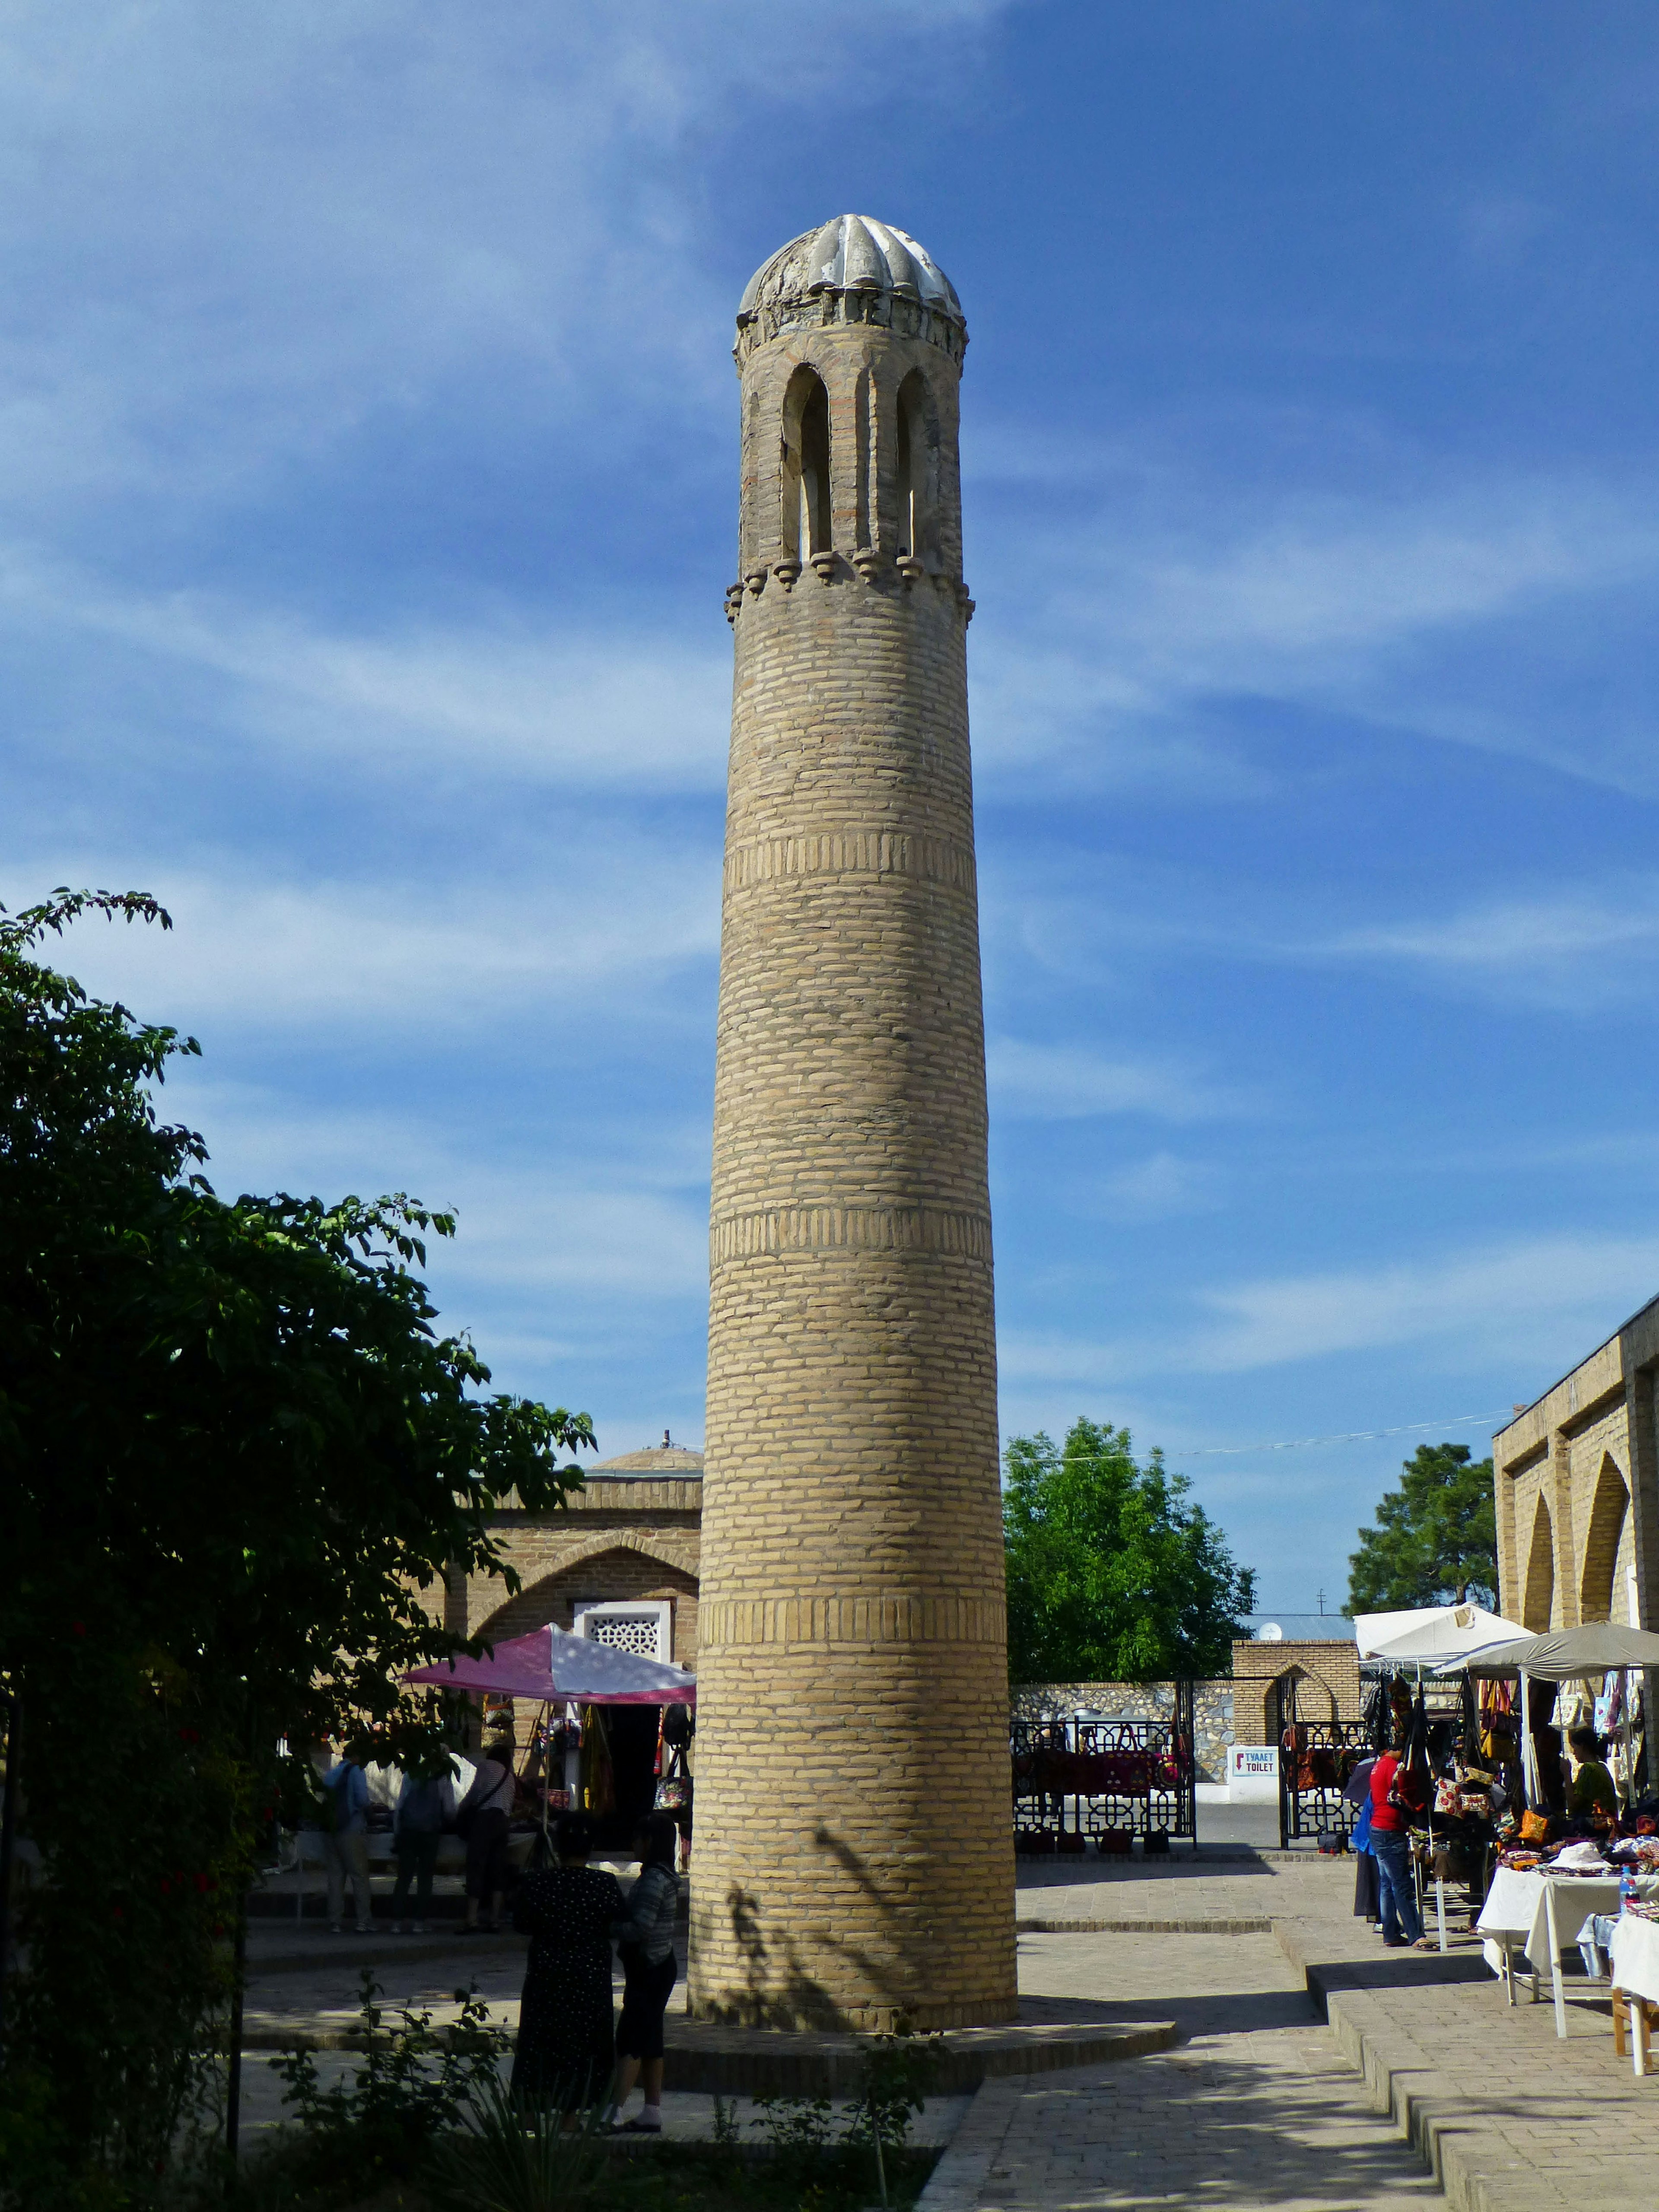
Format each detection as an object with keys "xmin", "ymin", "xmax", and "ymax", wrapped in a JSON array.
[
  {"xmin": 1611, "ymin": 1914, "xmax": 1659, "ymax": 2006},
  {"xmin": 1476, "ymin": 1869, "xmax": 1626, "ymax": 1973}
]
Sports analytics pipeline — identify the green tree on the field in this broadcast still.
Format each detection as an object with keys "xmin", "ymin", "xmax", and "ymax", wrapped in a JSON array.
[
  {"xmin": 0, "ymin": 889, "xmax": 594, "ymax": 2205},
  {"xmin": 1003, "ymin": 1417, "xmax": 1256, "ymax": 1681},
  {"xmin": 1346, "ymin": 1442, "xmax": 1498, "ymax": 1614}
]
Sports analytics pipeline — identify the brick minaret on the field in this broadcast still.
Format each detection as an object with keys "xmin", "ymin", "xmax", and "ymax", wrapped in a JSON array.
[{"xmin": 690, "ymin": 217, "xmax": 1015, "ymax": 2032}]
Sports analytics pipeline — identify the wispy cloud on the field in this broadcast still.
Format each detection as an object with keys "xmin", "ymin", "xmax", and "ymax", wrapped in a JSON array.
[
  {"xmin": 969, "ymin": 448, "xmax": 1659, "ymax": 798},
  {"xmin": 1095, "ymin": 1150, "xmax": 1222, "ymax": 1221},
  {"xmin": 6, "ymin": 854, "xmax": 720, "ymax": 1034},
  {"xmin": 0, "ymin": 3, "xmax": 1012, "ymax": 521},
  {"xmin": 986, "ymin": 1039, "xmax": 1248, "ymax": 1123},
  {"xmin": 1191, "ymin": 1234, "xmax": 1659, "ymax": 1376},
  {"xmin": 1336, "ymin": 902, "xmax": 1659, "ymax": 965},
  {"xmin": 1, "ymin": 556, "xmax": 733, "ymax": 791},
  {"xmin": 1000, "ymin": 1233, "xmax": 1659, "ymax": 1390}
]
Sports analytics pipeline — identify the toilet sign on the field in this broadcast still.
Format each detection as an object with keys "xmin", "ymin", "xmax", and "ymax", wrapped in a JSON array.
[{"xmin": 1227, "ymin": 1744, "xmax": 1279, "ymax": 1802}]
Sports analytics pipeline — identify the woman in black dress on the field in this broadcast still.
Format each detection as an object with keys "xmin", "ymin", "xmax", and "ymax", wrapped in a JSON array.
[{"xmin": 511, "ymin": 1810, "xmax": 624, "ymax": 2110}]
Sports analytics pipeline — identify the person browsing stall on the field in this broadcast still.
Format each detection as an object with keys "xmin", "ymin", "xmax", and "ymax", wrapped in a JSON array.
[
  {"xmin": 1369, "ymin": 1741, "xmax": 1435, "ymax": 1951},
  {"xmin": 605, "ymin": 1812, "xmax": 682, "ymax": 2134},
  {"xmin": 1567, "ymin": 1727, "xmax": 1618, "ymax": 1823}
]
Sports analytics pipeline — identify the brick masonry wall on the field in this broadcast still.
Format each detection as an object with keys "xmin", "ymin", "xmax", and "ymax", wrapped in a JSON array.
[
  {"xmin": 452, "ymin": 1487, "xmax": 702, "ymax": 1664},
  {"xmin": 1010, "ymin": 1681, "xmax": 1236, "ymax": 1783},
  {"xmin": 692, "ymin": 272, "xmax": 1015, "ymax": 2034},
  {"xmin": 1228, "ymin": 1640, "xmax": 1363, "ymax": 1746}
]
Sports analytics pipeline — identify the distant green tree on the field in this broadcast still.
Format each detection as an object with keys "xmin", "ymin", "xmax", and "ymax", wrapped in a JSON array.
[
  {"xmin": 1347, "ymin": 1443, "xmax": 1497, "ymax": 1613},
  {"xmin": 1003, "ymin": 1417, "xmax": 1256, "ymax": 1681}
]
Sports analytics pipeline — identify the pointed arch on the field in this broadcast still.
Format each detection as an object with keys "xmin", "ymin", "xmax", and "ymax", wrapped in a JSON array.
[
  {"xmin": 475, "ymin": 1537, "xmax": 699, "ymax": 1651},
  {"xmin": 895, "ymin": 367, "xmax": 937, "ymax": 563},
  {"xmin": 1273, "ymin": 1663, "xmax": 1339, "ymax": 1727},
  {"xmin": 781, "ymin": 363, "xmax": 831, "ymax": 561},
  {"xmin": 1523, "ymin": 1495, "xmax": 1555, "ymax": 1632},
  {"xmin": 1579, "ymin": 1454, "xmax": 1630, "ymax": 1624}
]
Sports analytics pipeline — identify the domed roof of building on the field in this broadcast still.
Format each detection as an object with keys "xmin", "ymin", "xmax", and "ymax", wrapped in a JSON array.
[
  {"xmin": 588, "ymin": 1431, "xmax": 704, "ymax": 1477},
  {"xmin": 737, "ymin": 215, "xmax": 963, "ymax": 330}
]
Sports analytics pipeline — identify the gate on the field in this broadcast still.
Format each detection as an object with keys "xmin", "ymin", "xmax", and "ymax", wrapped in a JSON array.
[
  {"xmin": 1011, "ymin": 1683, "xmax": 1197, "ymax": 1852},
  {"xmin": 1273, "ymin": 1676, "xmax": 1373, "ymax": 1848}
]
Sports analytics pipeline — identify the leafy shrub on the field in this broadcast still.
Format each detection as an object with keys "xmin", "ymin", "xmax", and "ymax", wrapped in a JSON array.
[
  {"xmin": 427, "ymin": 2065, "xmax": 607, "ymax": 2212},
  {"xmin": 271, "ymin": 1971, "xmax": 510, "ymax": 2192}
]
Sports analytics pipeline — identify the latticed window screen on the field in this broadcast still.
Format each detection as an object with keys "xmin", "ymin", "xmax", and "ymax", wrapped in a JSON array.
[{"xmin": 586, "ymin": 1613, "xmax": 660, "ymax": 1658}]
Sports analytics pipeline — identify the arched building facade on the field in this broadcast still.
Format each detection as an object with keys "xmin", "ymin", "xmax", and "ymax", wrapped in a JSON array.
[
  {"xmin": 1494, "ymin": 1294, "xmax": 1659, "ymax": 1635},
  {"xmin": 447, "ymin": 1435, "xmax": 705, "ymax": 1678}
]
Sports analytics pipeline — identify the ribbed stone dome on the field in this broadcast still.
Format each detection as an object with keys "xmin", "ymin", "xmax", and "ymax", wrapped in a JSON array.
[{"xmin": 737, "ymin": 215, "xmax": 963, "ymax": 331}]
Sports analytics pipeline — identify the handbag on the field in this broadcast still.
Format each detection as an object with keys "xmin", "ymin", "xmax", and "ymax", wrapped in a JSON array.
[{"xmin": 655, "ymin": 1777, "xmax": 691, "ymax": 1812}]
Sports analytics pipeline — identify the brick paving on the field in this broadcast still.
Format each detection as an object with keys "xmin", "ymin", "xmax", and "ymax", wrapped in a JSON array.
[
  {"xmin": 242, "ymin": 1852, "xmax": 1659, "ymax": 2205},
  {"xmin": 928, "ymin": 1856, "xmax": 1659, "ymax": 2212},
  {"xmin": 922, "ymin": 1924, "xmax": 1443, "ymax": 2211}
]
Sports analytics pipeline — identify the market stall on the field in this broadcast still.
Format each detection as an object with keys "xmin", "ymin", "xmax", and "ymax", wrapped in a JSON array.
[
  {"xmin": 405, "ymin": 1623, "xmax": 697, "ymax": 1854},
  {"xmin": 1447, "ymin": 1622, "xmax": 1659, "ymax": 2037}
]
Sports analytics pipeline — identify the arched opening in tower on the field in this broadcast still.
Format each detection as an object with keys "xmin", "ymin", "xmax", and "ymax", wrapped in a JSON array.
[
  {"xmin": 896, "ymin": 369, "xmax": 931, "ymax": 560},
  {"xmin": 781, "ymin": 365, "xmax": 831, "ymax": 560}
]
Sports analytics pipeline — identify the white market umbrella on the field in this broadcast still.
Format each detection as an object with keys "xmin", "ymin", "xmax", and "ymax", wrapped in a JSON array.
[{"xmin": 1359, "ymin": 1602, "xmax": 1529, "ymax": 1668}]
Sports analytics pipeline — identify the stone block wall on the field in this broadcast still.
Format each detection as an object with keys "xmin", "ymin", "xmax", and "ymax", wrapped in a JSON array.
[{"xmin": 1010, "ymin": 1681, "xmax": 1235, "ymax": 1783}]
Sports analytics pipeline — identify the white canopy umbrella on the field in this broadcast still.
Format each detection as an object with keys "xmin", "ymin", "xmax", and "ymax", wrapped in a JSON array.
[
  {"xmin": 1357, "ymin": 1602, "xmax": 1529, "ymax": 1668},
  {"xmin": 1443, "ymin": 1624, "xmax": 1659, "ymax": 1678},
  {"xmin": 1436, "ymin": 1623, "xmax": 1659, "ymax": 1811}
]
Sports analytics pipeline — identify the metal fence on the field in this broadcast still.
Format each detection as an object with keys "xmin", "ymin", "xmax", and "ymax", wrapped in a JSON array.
[
  {"xmin": 1273, "ymin": 1684, "xmax": 1376, "ymax": 1847},
  {"xmin": 1011, "ymin": 1684, "xmax": 1198, "ymax": 1851}
]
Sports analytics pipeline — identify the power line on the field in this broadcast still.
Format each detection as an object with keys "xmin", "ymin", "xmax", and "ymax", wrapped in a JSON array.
[{"xmin": 1160, "ymin": 1408, "xmax": 1513, "ymax": 1462}]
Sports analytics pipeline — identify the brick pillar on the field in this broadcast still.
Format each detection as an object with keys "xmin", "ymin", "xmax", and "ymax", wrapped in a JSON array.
[{"xmin": 691, "ymin": 219, "xmax": 1015, "ymax": 2032}]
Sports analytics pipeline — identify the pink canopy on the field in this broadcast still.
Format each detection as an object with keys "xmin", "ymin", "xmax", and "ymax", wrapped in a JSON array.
[{"xmin": 404, "ymin": 1622, "xmax": 696, "ymax": 1706}]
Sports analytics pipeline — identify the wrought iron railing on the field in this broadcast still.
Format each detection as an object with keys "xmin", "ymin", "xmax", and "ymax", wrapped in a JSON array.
[
  {"xmin": 1011, "ymin": 1684, "xmax": 1197, "ymax": 1850},
  {"xmin": 1274, "ymin": 1707, "xmax": 1376, "ymax": 1847}
]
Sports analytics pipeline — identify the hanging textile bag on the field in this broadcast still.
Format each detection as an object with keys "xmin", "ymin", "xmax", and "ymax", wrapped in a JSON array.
[{"xmin": 655, "ymin": 1777, "xmax": 692, "ymax": 1813}]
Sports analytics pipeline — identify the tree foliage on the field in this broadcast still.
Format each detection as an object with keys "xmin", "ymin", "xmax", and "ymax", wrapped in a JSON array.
[
  {"xmin": 1347, "ymin": 1442, "xmax": 1498, "ymax": 1614},
  {"xmin": 0, "ymin": 889, "xmax": 594, "ymax": 2205},
  {"xmin": 1003, "ymin": 1417, "xmax": 1257, "ymax": 1681}
]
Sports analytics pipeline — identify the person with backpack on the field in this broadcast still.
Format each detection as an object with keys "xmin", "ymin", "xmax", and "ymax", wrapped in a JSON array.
[
  {"xmin": 604, "ymin": 1812, "xmax": 682, "ymax": 2134},
  {"xmin": 391, "ymin": 1756, "xmax": 454, "ymax": 1933},
  {"xmin": 456, "ymin": 1734, "xmax": 518, "ymax": 1933},
  {"xmin": 318, "ymin": 1738, "xmax": 374, "ymax": 1936}
]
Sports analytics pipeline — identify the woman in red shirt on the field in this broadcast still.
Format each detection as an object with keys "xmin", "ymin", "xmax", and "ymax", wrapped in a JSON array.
[{"xmin": 1368, "ymin": 1748, "xmax": 1432, "ymax": 1949}]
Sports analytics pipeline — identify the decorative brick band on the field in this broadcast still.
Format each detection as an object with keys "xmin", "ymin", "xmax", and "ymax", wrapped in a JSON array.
[
  {"xmin": 699, "ymin": 1594, "xmax": 1006, "ymax": 1650},
  {"xmin": 710, "ymin": 1204, "xmax": 992, "ymax": 1267},
  {"xmin": 723, "ymin": 829, "xmax": 976, "ymax": 897}
]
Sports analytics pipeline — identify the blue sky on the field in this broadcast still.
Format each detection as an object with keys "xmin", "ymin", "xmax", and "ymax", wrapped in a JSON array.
[{"xmin": 10, "ymin": 3, "xmax": 1659, "ymax": 1612}]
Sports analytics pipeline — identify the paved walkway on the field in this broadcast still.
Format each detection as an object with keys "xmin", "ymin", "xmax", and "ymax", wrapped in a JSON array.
[
  {"xmin": 241, "ymin": 1851, "xmax": 1659, "ymax": 2207},
  {"xmin": 925, "ymin": 1923, "xmax": 1443, "ymax": 2212},
  {"xmin": 929, "ymin": 1857, "xmax": 1659, "ymax": 2212}
]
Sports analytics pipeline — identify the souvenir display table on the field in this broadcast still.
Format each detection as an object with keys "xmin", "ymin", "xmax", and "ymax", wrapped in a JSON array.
[
  {"xmin": 1610, "ymin": 1913, "xmax": 1659, "ymax": 2079},
  {"xmin": 1475, "ymin": 1866, "xmax": 1625, "ymax": 2036}
]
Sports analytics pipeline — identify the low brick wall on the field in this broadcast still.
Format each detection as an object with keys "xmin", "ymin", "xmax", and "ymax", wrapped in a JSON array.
[{"xmin": 1010, "ymin": 1681, "xmax": 1236, "ymax": 1784}]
